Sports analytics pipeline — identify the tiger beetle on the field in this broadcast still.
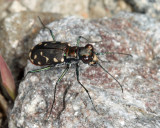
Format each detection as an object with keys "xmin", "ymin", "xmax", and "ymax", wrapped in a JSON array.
[{"xmin": 25, "ymin": 17, "xmax": 132, "ymax": 118}]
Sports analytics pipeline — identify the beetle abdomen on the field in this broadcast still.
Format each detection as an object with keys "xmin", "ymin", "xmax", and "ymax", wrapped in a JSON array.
[{"xmin": 29, "ymin": 41, "xmax": 68, "ymax": 66}]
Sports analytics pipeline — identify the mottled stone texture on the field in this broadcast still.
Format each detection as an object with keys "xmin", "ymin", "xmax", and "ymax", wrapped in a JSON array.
[
  {"xmin": 126, "ymin": 0, "xmax": 160, "ymax": 20},
  {"xmin": 1, "ymin": 0, "xmax": 160, "ymax": 21},
  {"xmin": 0, "ymin": 12, "xmax": 62, "ymax": 80},
  {"xmin": 9, "ymin": 12, "xmax": 160, "ymax": 128}
]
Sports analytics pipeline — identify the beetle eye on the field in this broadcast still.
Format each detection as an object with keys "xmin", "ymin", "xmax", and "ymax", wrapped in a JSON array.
[
  {"xmin": 85, "ymin": 44, "xmax": 93, "ymax": 50},
  {"xmin": 84, "ymin": 56, "xmax": 89, "ymax": 60}
]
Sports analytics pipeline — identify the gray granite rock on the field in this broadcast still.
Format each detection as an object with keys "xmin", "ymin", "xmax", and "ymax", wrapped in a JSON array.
[
  {"xmin": 89, "ymin": 0, "xmax": 132, "ymax": 18},
  {"xmin": 21, "ymin": 0, "xmax": 90, "ymax": 18},
  {"xmin": 126, "ymin": 0, "xmax": 160, "ymax": 20},
  {"xmin": 1, "ymin": 0, "xmax": 160, "ymax": 20},
  {"xmin": 0, "ymin": 0, "xmax": 12, "ymax": 20},
  {"xmin": 0, "ymin": 11, "xmax": 62, "ymax": 80},
  {"xmin": 9, "ymin": 12, "xmax": 160, "ymax": 128}
]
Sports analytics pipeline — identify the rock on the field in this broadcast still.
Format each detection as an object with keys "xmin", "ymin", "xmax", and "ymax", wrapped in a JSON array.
[
  {"xmin": 1, "ymin": 0, "xmax": 160, "ymax": 21},
  {"xmin": 126, "ymin": 0, "xmax": 160, "ymax": 20},
  {"xmin": 9, "ymin": 12, "xmax": 160, "ymax": 128},
  {"xmin": 21, "ymin": 0, "xmax": 89, "ymax": 18},
  {"xmin": 0, "ymin": 0, "xmax": 12, "ymax": 20},
  {"xmin": 9, "ymin": 0, "xmax": 27, "ymax": 13},
  {"xmin": 0, "ymin": 11, "xmax": 62, "ymax": 81},
  {"xmin": 89, "ymin": 0, "xmax": 132, "ymax": 18}
]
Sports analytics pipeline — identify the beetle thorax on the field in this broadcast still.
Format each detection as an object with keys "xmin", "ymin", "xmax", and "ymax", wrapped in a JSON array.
[{"xmin": 65, "ymin": 46, "xmax": 78, "ymax": 59}]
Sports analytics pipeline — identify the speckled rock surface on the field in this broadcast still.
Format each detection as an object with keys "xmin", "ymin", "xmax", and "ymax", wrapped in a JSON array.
[
  {"xmin": 1, "ymin": 0, "xmax": 160, "ymax": 20},
  {"xmin": 89, "ymin": 0, "xmax": 132, "ymax": 18},
  {"xmin": 0, "ymin": 0, "xmax": 12, "ymax": 20},
  {"xmin": 9, "ymin": 12, "xmax": 160, "ymax": 128},
  {"xmin": 0, "ymin": 11, "xmax": 62, "ymax": 80},
  {"xmin": 126, "ymin": 0, "xmax": 160, "ymax": 20},
  {"xmin": 20, "ymin": 0, "xmax": 132, "ymax": 18}
]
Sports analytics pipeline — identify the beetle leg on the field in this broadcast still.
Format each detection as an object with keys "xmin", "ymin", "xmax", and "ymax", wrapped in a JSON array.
[
  {"xmin": 56, "ymin": 83, "xmax": 72, "ymax": 120},
  {"xmin": 38, "ymin": 16, "xmax": 55, "ymax": 41},
  {"xmin": 23, "ymin": 66, "xmax": 53, "ymax": 81},
  {"xmin": 76, "ymin": 36, "xmax": 90, "ymax": 47},
  {"xmin": 48, "ymin": 64, "xmax": 70, "ymax": 118},
  {"xmin": 76, "ymin": 63, "xmax": 99, "ymax": 114}
]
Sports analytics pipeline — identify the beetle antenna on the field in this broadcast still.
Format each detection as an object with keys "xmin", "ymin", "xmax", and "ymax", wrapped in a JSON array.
[
  {"xmin": 96, "ymin": 52, "xmax": 132, "ymax": 57},
  {"xmin": 97, "ymin": 62, "xmax": 123, "ymax": 93},
  {"xmin": 78, "ymin": 36, "xmax": 102, "ymax": 44},
  {"xmin": 78, "ymin": 36, "xmax": 90, "ymax": 42},
  {"xmin": 38, "ymin": 16, "xmax": 46, "ymax": 28},
  {"xmin": 38, "ymin": 16, "xmax": 55, "ymax": 41}
]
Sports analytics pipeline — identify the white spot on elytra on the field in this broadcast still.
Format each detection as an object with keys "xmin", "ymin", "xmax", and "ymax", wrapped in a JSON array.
[{"xmin": 53, "ymin": 58, "xmax": 58, "ymax": 62}]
